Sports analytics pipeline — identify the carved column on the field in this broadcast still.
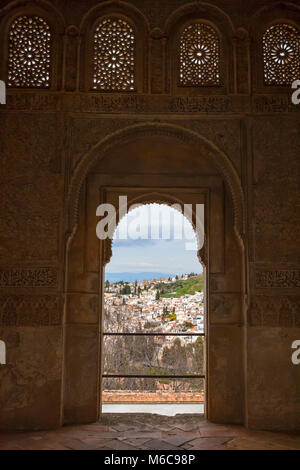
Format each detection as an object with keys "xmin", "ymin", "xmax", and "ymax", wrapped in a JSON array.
[
  {"xmin": 150, "ymin": 28, "xmax": 165, "ymax": 94},
  {"xmin": 233, "ymin": 28, "xmax": 250, "ymax": 94},
  {"xmin": 63, "ymin": 26, "xmax": 80, "ymax": 92}
]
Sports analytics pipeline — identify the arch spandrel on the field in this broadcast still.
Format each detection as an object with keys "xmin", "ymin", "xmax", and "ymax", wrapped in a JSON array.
[{"xmin": 67, "ymin": 123, "xmax": 245, "ymax": 247}]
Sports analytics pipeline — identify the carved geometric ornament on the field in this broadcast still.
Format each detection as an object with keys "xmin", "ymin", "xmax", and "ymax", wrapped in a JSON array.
[
  {"xmin": 263, "ymin": 23, "xmax": 300, "ymax": 86},
  {"xmin": 8, "ymin": 16, "xmax": 51, "ymax": 88},
  {"xmin": 179, "ymin": 23, "xmax": 221, "ymax": 86},
  {"xmin": 93, "ymin": 17, "xmax": 135, "ymax": 91}
]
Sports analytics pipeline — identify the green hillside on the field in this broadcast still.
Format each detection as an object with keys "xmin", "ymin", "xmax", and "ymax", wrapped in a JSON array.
[{"xmin": 156, "ymin": 275, "xmax": 203, "ymax": 298}]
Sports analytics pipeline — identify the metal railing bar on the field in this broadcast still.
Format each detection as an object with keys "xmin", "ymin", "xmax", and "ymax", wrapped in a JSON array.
[
  {"xmin": 103, "ymin": 332, "xmax": 204, "ymax": 337},
  {"xmin": 102, "ymin": 374, "xmax": 205, "ymax": 379}
]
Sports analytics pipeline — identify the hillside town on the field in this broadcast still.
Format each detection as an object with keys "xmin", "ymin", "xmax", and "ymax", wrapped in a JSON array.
[
  {"xmin": 103, "ymin": 274, "xmax": 205, "ymax": 402},
  {"xmin": 104, "ymin": 274, "xmax": 204, "ymax": 337}
]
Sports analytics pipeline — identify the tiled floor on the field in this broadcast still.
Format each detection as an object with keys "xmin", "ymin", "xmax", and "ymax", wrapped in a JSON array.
[{"xmin": 0, "ymin": 414, "xmax": 300, "ymax": 450}]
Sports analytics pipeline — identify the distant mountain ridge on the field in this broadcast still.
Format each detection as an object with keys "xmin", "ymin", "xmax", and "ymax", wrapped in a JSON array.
[{"xmin": 105, "ymin": 272, "xmax": 178, "ymax": 282}]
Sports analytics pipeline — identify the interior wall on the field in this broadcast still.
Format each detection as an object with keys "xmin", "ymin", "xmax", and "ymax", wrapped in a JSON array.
[{"xmin": 0, "ymin": 0, "xmax": 299, "ymax": 431}]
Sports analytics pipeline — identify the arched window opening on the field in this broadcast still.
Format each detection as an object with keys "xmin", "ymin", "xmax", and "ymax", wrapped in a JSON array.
[
  {"xmin": 102, "ymin": 203, "xmax": 205, "ymax": 414},
  {"xmin": 93, "ymin": 17, "xmax": 135, "ymax": 91},
  {"xmin": 8, "ymin": 15, "xmax": 51, "ymax": 88},
  {"xmin": 179, "ymin": 22, "xmax": 220, "ymax": 86},
  {"xmin": 263, "ymin": 23, "xmax": 300, "ymax": 85}
]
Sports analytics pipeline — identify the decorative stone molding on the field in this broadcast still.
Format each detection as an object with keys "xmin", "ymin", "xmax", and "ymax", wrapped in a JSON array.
[
  {"xmin": 0, "ymin": 295, "xmax": 61, "ymax": 326},
  {"xmin": 63, "ymin": 25, "xmax": 80, "ymax": 91},
  {"xmin": 249, "ymin": 295, "xmax": 300, "ymax": 327},
  {"xmin": 67, "ymin": 122, "xmax": 245, "ymax": 248},
  {"xmin": 0, "ymin": 268, "xmax": 58, "ymax": 288},
  {"xmin": 164, "ymin": 1, "xmax": 234, "ymax": 37},
  {"xmin": 255, "ymin": 269, "xmax": 300, "ymax": 289},
  {"xmin": 253, "ymin": 94, "xmax": 300, "ymax": 113},
  {"xmin": 79, "ymin": 0, "xmax": 150, "ymax": 32},
  {"xmin": 3, "ymin": 92, "xmax": 62, "ymax": 111},
  {"xmin": 103, "ymin": 239, "xmax": 113, "ymax": 267},
  {"xmin": 1, "ymin": 92, "xmax": 239, "ymax": 113},
  {"xmin": 233, "ymin": 27, "xmax": 249, "ymax": 42},
  {"xmin": 198, "ymin": 243, "xmax": 207, "ymax": 268},
  {"xmin": 66, "ymin": 25, "xmax": 79, "ymax": 37},
  {"xmin": 2, "ymin": 93, "xmax": 299, "ymax": 114},
  {"xmin": 150, "ymin": 27, "xmax": 164, "ymax": 40}
]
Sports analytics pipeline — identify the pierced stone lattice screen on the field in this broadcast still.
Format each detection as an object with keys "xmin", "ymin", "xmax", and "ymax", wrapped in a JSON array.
[
  {"xmin": 179, "ymin": 23, "xmax": 220, "ymax": 86},
  {"xmin": 8, "ymin": 16, "xmax": 51, "ymax": 88},
  {"xmin": 93, "ymin": 18, "xmax": 135, "ymax": 91},
  {"xmin": 263, "ymin": 23, "xmax": 300, "ymax": 85}
]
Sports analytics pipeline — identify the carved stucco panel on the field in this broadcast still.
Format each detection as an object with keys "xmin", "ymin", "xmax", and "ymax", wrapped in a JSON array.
[
  {"xmin": 0, "ymin": 113, "xmax": 63, "ymax": 178},
  {"xmin": 252, "ymin": 117, "xmax": 300, "ymax": 263},
  {"xmin": 0, "ymin": 176, "xmax": 62, "ymax": 263},
  {"xmin": 0, "ymin": 295, "xmax": 61, "ymax": 326},
  {"xmin": 250, "ymin": 295, "xmax": 300, "ymax": 328}
]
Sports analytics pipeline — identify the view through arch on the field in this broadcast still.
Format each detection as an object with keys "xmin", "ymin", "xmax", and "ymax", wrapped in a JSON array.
[{"xmin": 102, "ymin": 203, "xmax": 205, "ymax": 415}]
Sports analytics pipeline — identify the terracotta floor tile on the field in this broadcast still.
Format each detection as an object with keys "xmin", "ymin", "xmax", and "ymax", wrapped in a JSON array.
[
  {"xmin": 172, "ymin": 423, "xmax": 200, "ymax": 432},
  {"xmin": 100, "ymin": 439, "xmax": 139, "ymax": 450},
  {"xmin": 226, "ymin": 437, "xmax": 295, "ymax": 451},
  {"xmin": 199, "ymin": 428, "xmax": 238, "ymax": 438},
  {"xmin": 162, "ymin": 430, "xmax": 200, "ymax": 439},
  {"xmin": 124, "ymin": 438, "xmax": 152, "ymax": 447},
  {"xmin": 0, "ymin": 415, "xmax": 299, "ymax": 450},
  {"xmin": 189, "ymin": 437, "xmax": 233, "ymax": 450},
  {"xmin": 144, "ymin": 439, "xmax": 182, "ymax": 450},
  {"xmin": 110, "ymin": 423, "xmax": 137, "ymax": 432},
  {"xmin": 181, "ymin": 443, "xmax": 194, "ymax": 450},
  {"xmin": 124, "ymin": 431, "xmax": 162, "ymax": 439},
  {"xmin": 163, "ymin": 436, "xmax": 196, "ymax": 447}
]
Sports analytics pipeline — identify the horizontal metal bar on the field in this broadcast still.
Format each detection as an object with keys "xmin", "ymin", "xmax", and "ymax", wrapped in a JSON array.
[
  {"xmin": 103, "ymin": 332, "xmax": 204, "ymax": 337},
  {"xmin": 102, "ymin": 374, "xmax": 205, "ymax": 379}
]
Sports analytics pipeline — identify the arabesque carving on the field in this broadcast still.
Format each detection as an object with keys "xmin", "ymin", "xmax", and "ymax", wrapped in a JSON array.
[
  {"xmin": 255, "ymin": 269, "xmax": 300, "ymax": 289},
  {"xmin": 0, "ymin": 268, "xmax": 58, "ymax": 288},
  {"xmin": 250, "ymin": 295, "xmax": 300, "ymax": 327},
  {"xmin": 0, "ymin": 295, "xmax": 61, "ymax": 326}
]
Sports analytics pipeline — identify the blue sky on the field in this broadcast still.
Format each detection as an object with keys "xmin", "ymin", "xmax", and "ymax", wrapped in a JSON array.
[{"xmin": 106, "ymin": 204, "xmax": 203, "ymax": 275}]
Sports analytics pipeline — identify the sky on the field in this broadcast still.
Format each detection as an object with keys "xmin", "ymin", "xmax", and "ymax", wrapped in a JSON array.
[{"xmin": 106, "ymin": 204, "xmax": 203, "ymax": 275}]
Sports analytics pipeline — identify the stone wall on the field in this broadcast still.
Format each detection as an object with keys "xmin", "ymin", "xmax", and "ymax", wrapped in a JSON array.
[{"xmin": 0, "ymin": 0, "xmax": 299, "ymax": 431}]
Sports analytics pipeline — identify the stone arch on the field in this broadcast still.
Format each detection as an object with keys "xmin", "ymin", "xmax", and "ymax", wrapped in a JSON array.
[
  {"xmin": 0, "ymin": 0, "xmax": 65, "ymax": 89},
  {"xmin": 164, "ymin": 1, "xmax": 234, "ymax": 36},
  {"xmin": 67, "ymin": 123, "xmax": 245, "ymax": 247},
  {"xmin": 78, "ymin": 0, "xmax": 149, "ymax": 92},
  {"xmin": 163, "ymin": 1, "xmax": 235, "ymax": 94},
  {"xmin": 64, "ymin": 122, "xmax": 246, "ymax": 426},
  {"xmin": 101, "ymin": 192, "xmax": 206, "ymax": 268},
  {"xmin": 249, "ymin": 1, "xmax": 300, "ymax": 93}
]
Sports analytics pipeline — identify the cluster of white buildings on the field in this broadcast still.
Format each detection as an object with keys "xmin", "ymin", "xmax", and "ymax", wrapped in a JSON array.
[{"xmin": 104, "ymin": 276, "xmax": 205, "ymax": 340}]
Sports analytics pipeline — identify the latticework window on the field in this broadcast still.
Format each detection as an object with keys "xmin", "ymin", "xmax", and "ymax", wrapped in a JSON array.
[
  {"xmin": 263, "ymin": 23, "xmax": 300, "ymax": 85},
  {"xmin": 8, "ymin": 16, "xmax": 51, "ymax": 88},
  {"xmin": 179, "ymin": 23, "xmax": 220, "ymax": 86},
  {"xmin": 93, "ymin": 17, "xmax": 135, "ymax": 91}
]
